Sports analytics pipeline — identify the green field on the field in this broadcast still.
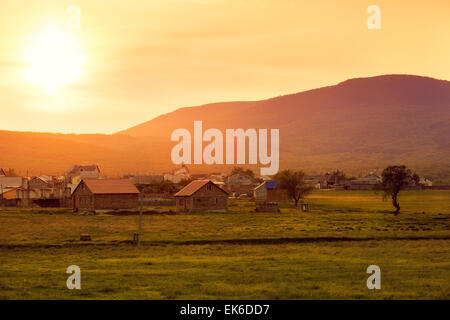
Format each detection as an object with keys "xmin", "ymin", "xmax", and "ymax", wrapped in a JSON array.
[{"xmin": 0, "ymin": 190, "xmax": 449, "ymax": 299}]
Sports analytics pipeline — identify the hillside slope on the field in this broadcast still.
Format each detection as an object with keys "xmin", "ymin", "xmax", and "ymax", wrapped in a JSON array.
[{"xmin": 1, "ymin": 75, "xmax": 449, "ymax": 182}]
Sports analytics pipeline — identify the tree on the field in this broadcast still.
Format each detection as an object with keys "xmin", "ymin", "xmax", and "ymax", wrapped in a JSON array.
[
  {"xmin": 274, "ymin": 170, "xmax": 314, "ymax": 206},
  {"xmin": 377, "ymin": 165, "xmax": 419, "ymax": 215}
]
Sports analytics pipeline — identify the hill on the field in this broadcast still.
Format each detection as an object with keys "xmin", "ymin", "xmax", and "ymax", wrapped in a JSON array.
[{"xmin": 1, "ymin": 75, "xmax": 450, "ymax": 182}]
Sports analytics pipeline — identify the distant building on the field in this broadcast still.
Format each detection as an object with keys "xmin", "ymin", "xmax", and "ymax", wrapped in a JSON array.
[
  {"xmin": 66, "ymin": 165, "xmax": 101, "ymax": 182},
  {"xmin": 224, "ymin": 172, "xmax": 258, "ymax": 197},
  {"xmin": 0, "ymin": 168, "xmax": 5, "ymax": 177},
  {"xmin": 28, "ymin": 176, "xmax": 52, "ymax": 190},
  {"xmin": 0, "ymin": 187, "xmax": 23, "ymax": 206},
  {"xmin": 254, "ymin": 181, "xmax": 289, "ymax": 202},
  {"xmin": 349, "ymin": 173, "xmax": 381, "ymax": 190},
  {"xmin": 0, "ymin": 176, "xmax": 27, "ymax": 189},
  {"xmin": 304, "ymin": 175, "xmax": 323, "ymax": 189},
  {"xmin": 164, "ymin": 164, "xmax": 190, "ymax": 183},
  {"xmin": 174, "ymin": 180, "xmax": 228, "ymax": 213},
  {"xmin": 71, "ymin": 179, "xmax": 139, "ymax": 212},
  {"xmin": 208, "ymin": 173, "xmax": 226, "ymax": 183},
  {"xmin": 0, "ymin": 187, "xmax": 22, "ymax": 199},
  {"xmin": 419, "ymin": 177, "xmax": 433, "ymax": 187}
]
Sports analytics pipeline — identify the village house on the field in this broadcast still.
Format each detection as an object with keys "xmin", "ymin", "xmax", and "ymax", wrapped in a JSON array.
[
  {"xmin": 0, "ymin": 186, "xmax": 23, "ymax": 206},
  {"xmin": 174, "ymin": 180, "xmax": 229, "ymax": 213},
  {"xmin": 0, "ymin": 176, "xmax": 27, "ymax": 207},
  {"xmin": 71, "ymin": 179, "xmax": 139, "ymax": 212},
  {"xmin": 0, "ymin": 176, "xmax": 27, "ymax": 190},
  {"xmin": 28, "ymin": 176, "xmax": 52, "ymax": 189},
  {"xmin": 66, "ymin": 165, "xmax": 101, "ymax": 184},
  {"xmin": 304, "ymin": 175, "xmax": 323, "ymax": 189},
  {"xmin": 224, "ymin": 172, "xmax": 259, "ymax": 197},
  {"xmin": 349, "ymin": 173, "xmax": 381, "ymax": 190},
  {"xmin": 16, "ymin": 175, "xmax": 72, "ymax": 207},
  {"xmin": 254, "ymin": 181, "xmax": 289, "ymax": 202}
]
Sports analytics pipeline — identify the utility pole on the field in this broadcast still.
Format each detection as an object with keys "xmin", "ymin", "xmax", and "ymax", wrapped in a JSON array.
[{"xmin": 137, "ymin": 191, "xmax": 143, "ymax": 247}]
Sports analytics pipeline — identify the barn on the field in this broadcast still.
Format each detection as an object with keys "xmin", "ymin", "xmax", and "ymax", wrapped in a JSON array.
[
  {"xmin": 174, "ymin": 180, "xmax": 229, "ymax": 213},
  {"xmin": 72, "ymin": 179, "xmax": 139, "ymax": 212}
]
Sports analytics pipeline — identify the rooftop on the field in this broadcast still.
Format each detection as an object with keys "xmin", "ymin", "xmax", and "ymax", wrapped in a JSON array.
[
  {"xmin": 79, "ymin": 179, "xmax": 139, "ymax": 195},
  {"xmin": 174, "ymin": 180, "xmax": 228, "ymax": 197}
]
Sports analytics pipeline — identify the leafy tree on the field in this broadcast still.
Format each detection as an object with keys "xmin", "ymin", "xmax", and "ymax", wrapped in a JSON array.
[
  {"xmin": 274, "ymin": 170, "xmax": 314, "ymax": 206},
  {"xmin": 377, "ymin": 165, "xmax": 419, "ymax": 215}
]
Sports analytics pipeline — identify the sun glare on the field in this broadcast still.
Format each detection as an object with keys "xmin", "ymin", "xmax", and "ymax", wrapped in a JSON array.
[{"xmin": 24, "ymin": 28, "xmax": 87, "ymax": 93}]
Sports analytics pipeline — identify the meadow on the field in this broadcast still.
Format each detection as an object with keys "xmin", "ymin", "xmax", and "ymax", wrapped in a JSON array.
[{"xmin": 0, "ymin": 190, "xmax": 449, "ymax": 299}]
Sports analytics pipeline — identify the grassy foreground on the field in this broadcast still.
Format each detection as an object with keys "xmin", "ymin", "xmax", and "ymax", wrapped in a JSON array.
[{"xmin": 0, "ymin": 190, "xmax": 449, "ymax": 299}]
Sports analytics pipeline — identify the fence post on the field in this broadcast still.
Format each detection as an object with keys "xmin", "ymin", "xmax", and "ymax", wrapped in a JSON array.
[{"xmin": 137, "ymin": 192, "xmax": 143, "ymax": 247}]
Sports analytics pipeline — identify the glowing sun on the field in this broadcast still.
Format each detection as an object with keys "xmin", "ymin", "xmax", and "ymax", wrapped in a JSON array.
[{"xmin": 24, "ymin": 28, "xmax": 87, "ymax": 92}]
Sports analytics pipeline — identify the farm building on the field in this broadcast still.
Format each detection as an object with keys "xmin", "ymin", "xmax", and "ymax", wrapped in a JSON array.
[
  {"xmin": 224, "ymin": 172, "xmax": 259, "ymax": 197},
  {"xmin": 0, "ymin": 176, "xmax": 27, "ymax": 189},
  {"xmin": 28, "ymin": 176, "xmax": 52, "ymax": 190},
  {"xmin": 71, "ymin": 179, "xmax": 139, "ymax": 212},
  {"xmin": 0, "ymin": 187, "xmax": 23, "ymax": 206},
  {"xmin": 174, "ymin": 180, "xmax": 229, "ymax": 213},
  {"xmin": 349, "ymin": 173, "xmax": 381, "ymax": 190},
  {"xmin": 254, "ymin": 181, "xmax": 289, "ymax": 202},
  {"xmin": 66, "ymin": 164, "xmax": 101, "ymax": 185}
]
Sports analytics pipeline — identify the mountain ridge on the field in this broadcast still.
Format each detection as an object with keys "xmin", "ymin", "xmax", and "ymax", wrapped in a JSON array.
[{"xmin": 1, "ymin": 74, "xmax": 450, "ymax": 183}]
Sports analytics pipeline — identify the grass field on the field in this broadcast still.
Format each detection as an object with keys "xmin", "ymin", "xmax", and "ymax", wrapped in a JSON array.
[{"xmin": 0, "ymin": 190, "xmax": 449, "ymax": 299}]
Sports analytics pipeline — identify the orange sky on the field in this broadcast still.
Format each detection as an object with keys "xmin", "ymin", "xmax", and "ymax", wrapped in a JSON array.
[{"xmin": 1, "ymin": 0, "xmax": 449, "ymax": 134}]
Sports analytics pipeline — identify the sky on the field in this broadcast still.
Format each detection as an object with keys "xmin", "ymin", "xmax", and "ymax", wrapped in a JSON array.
[{"xmin": 1, "ymin": 0, "xmax": 449, "ymax": 134}]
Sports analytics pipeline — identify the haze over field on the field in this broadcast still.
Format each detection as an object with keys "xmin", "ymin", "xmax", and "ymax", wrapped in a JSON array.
[{"xmin": 1, "ymin": 75, "xmax": 449, "ymax": 182}]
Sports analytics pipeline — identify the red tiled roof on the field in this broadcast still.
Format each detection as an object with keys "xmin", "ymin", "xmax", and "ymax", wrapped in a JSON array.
[
  {"xmin": 174, "ymin": 180, "xmax": 228, "ymax": 197},
  {"xmin": 82, "ymin": 179, "xmax": 139, "ymax": 194}
]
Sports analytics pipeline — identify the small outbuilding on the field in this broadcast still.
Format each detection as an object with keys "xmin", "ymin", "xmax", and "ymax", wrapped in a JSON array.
[
  {"xmin": 71, "ymin": 179, "xmax": 139, "ymax": 212},
  {"xmin": 254, "ymin": 181, "xmax": 289, "ymax": 202},
  {"xmin": 174, "ymin": 180, "xmax": 229, "ymax": 213}
]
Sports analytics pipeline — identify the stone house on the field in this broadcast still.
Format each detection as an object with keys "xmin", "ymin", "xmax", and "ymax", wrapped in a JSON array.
[
  {"xmin": 71, "ymin": 179, "xmax": 139, "ymax": 212},
  {"xmin": 174, "ymin": 180, "xmax": 229, "ymax": 213}
]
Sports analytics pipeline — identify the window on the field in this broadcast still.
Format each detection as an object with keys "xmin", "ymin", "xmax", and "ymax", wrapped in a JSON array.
[{"xmin": 215, "ymin": 198, "xmax": 218, "ymax": 204}]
